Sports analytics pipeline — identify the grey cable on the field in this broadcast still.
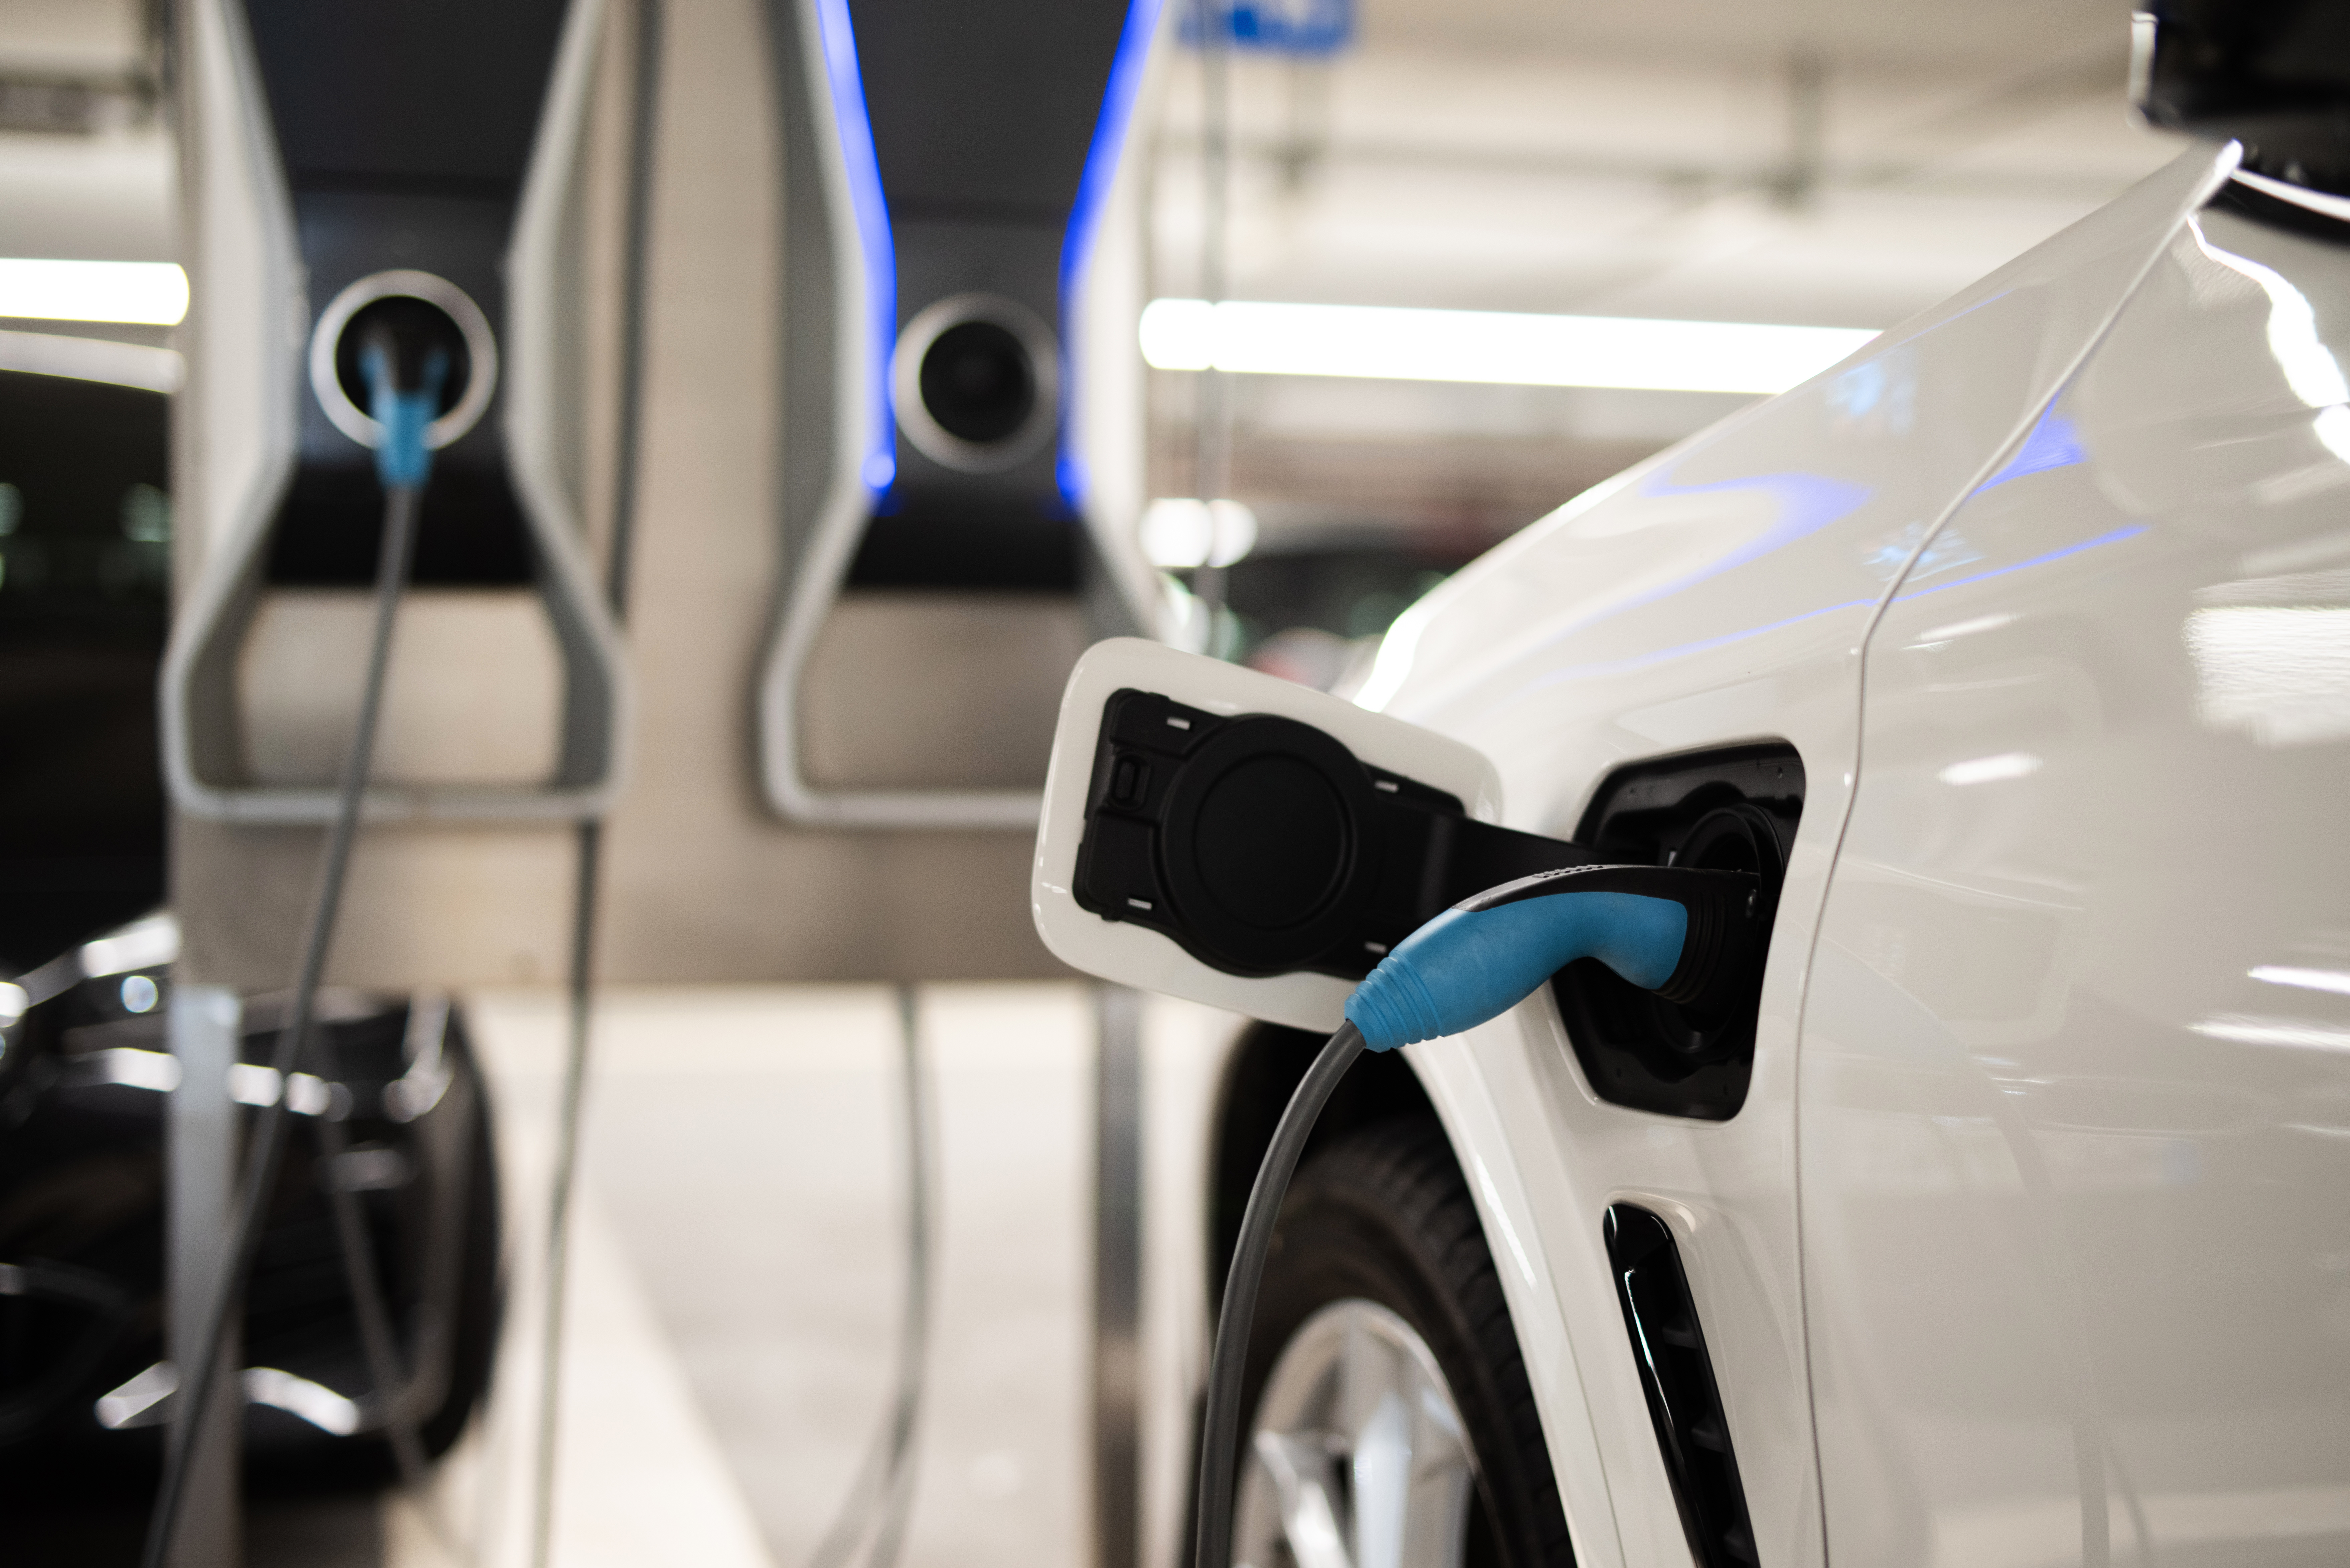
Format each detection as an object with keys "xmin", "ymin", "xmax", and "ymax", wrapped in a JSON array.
[
  {"xmin": 529, "ymin": 2, "xmax": 662, "ymax": 1559},
  {"xmin": 1191, "ymin": 0, "xmax": 1232, "ymax": 633},
  {"xmin": 315, "ymin": 1094, "xmax": 436, "ymax": 1481},
  {"xmin": 530, "ymin": 817, "xmax": 599, "ymax": 1568},
  {"xmin": 142, "ymin": 480, "xmax": 424, "ymax": 1568},
  {"xmin": 806, "ymin": 983, "xmax": 934, "ymax": 1568},
  {"xmin": 1194, "ymin": 1021, "xmax": 1366, "ymax": 1568},
  {"xmin": 305, "ymin": 1103, "xmax": 474, "ymax": 1559},
  {"xmin": 602, "ymin": 0, "xmax": 662, "ymax": 622}
]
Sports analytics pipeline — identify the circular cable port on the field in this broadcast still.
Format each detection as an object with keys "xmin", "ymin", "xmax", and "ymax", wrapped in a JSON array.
[
  {"xmin": 308, "ymin": 270, "xmax": 498, "ymax": 453},
  {"xmin": 891, "ymin": 293, "xmax": 1058, "ymax": 474},
  {"xmin": 1646, "ymin": 802, "xmax": 1782, "ymax": 1049}
]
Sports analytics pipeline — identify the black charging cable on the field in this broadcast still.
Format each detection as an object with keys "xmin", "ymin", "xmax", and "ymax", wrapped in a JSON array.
[
  {"xmin": 1193, "ymin": 1019, "xmax": 1366, "ymax": 1568},
  {"xmin": 1189, "ymin": 864, "xmax": 1760, "ymax": 1568},
  {"xmin": 142, "ymin": 337, "xmax": 446, "ymax": 1568}
]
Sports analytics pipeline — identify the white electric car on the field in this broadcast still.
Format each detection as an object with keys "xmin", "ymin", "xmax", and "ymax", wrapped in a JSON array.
[{"xmin": 1040, "ymin": 128, "xmax": 2350, "ymax": 1568}]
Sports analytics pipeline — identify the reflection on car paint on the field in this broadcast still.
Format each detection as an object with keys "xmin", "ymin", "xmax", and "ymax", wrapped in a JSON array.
[
  {"xmin": 1975, "ymin": 406, "xmax": 2086, "ymax": 494},
  {"xmin": 1891, "ymin": 521, "xmax": 2147, "ymax": 608},
  {"xmin": 1803, "ymin": 187, "xmax": 2350, "ymax": 1564},
  {"xmin": 2183, "ymin": 600, "xmax": 2350, "ymax": 748},
  {"xmin": 2190, "ymin": 215, "xmax": 2350, "ymax": 443}
]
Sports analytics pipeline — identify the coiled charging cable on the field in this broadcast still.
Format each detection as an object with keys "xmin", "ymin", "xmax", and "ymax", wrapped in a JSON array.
[
  {"xmin": 1192, "ymin": 864, "xmax": 1761, "ymax": 1568},
  {"xmin": 141, "ymin": 338, "xmax": 446, "ymax": 1568}
]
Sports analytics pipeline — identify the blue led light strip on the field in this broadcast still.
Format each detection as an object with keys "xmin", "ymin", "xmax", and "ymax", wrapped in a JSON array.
[
  {"xmin": 1057, "ymin": 0, "xmax": 1166, "ymax": 510},
  {"xmin": 811, "ymin": 0, "xmax": 897, "ymax": 492}
]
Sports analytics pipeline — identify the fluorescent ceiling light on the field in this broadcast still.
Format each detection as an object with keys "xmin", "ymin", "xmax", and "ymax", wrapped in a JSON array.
[
  {"xmin": 1142, "ymin": 497, "xmax": 1257, "ymax": 569},
  {"xmin": 0, "ymin": 259, "xmax": 188, "ymax": 326},
  {"xmin": 1139, "ymin": 298, "xmax": 1877, "ymax": 396}
]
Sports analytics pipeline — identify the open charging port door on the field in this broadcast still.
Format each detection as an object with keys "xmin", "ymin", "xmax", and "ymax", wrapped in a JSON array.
[
  {"xmin": 754, "ymin": 0, "xmax": 1165, "ymax": 830},
  {"xmin": 1034, "ymin": 639, "xmax": 1618, "ymax": 1031},
  {"xmin": 1037, "ymin": 641, "xmax": 1793, "ymax": 1092}
]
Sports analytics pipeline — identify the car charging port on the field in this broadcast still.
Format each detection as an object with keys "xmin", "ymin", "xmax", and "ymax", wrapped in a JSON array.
[{"xmin": 1551, "ymin": 745, "xmax": 1802, "ymax": 1120}]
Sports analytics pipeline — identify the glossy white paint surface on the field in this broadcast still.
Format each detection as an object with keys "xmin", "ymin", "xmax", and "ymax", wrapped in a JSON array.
[
  {"xmin": 1803, "ymin": 192, "xmax": 2350, "ymax": 1565},
  {"xmin": 1364, "ymin": 146, "xmax": 2236, "ymax": 1568}
]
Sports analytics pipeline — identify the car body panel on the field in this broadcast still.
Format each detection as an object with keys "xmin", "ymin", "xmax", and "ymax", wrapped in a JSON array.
[
  {"xmin": 1404, "ymin": 1019, "xmax": 1639, "ymax": 1568},
  {"xmin": 0, "ymin": 951, "xmax": 500, "ymax": 1471},
  {"xmin": 1804, "ymin": 193, "xmax": 2350, "ymax": 1565},
  {"xmin": 1361, "ymin": 144, "xmax": 2237, "ymax": 1567}
]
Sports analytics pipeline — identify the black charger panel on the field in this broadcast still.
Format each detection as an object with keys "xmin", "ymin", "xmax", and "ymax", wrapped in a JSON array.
[
  {"xmin": 243, "ymin": 0, "xmax": 570, "ymax": 586},
  {"xmin": 841, "ymin": 0, "xmax": 1132, "ymax": 590}
]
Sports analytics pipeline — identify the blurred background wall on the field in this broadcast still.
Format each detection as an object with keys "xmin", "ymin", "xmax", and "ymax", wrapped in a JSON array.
[
  {"xmin": 1, "ymin": 0, "xmax": 2185, "ymax": 990},
  {"xmin": 1137, "ymin": 0, "xmax": 2182, "ymax": 683},
  {"xmin": 163, "ymin": 0, "xmax": 1082, "ymax": 990}
]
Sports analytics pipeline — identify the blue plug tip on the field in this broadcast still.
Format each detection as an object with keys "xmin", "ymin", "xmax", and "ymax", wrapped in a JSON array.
[
  {"xmin": 1345, "ymin": 890, "xmax": 1689, "ymax": 1052},
  {"xmin": 362, "ymin": 342, "xmax": 447, "ymax": 490}
]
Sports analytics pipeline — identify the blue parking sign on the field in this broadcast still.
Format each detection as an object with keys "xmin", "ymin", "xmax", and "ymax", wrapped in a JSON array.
[{"xmin": 1180, "ymin": 0, "xmax": 1354, "ymax": 56}]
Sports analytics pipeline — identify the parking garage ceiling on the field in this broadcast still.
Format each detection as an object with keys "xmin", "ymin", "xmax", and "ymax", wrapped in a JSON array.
[{"xmin": 1141, "ymin": 0, "xmax": 2188, "ymax": 546}]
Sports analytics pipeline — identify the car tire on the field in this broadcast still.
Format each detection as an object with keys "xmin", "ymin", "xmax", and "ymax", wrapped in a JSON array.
[
  {"xmin": 415, "ymin": 1065, "xmax": 502, "ymax": 1459},
  {"xmin": 1232, "ymin": 1116, "xmax": 1575, "ymax": 1568},
  {"xmin": 256, "ymin": 1041, "xmax": 503, "ymax": 1488}
]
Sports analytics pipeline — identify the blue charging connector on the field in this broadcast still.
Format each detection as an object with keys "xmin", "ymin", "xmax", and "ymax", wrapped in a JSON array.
[
  {"xmin": 144, "ymin": 335, "xmax": 453, "ymax": 1568},
  {"xmin": 1345, "ymin": 891, "xmax": 1682, "ymax": 1046},
  {"xmin": 1346, "ymin": 863, "xmax": 1756, "ymax": 1051},
  {"xmin": 362, "ymin": 340, "xmax": 447, "ymax": 489},
  {"xmin": 1193, "ymin": 860, "xmax": 1764, "ymax": 1568}
]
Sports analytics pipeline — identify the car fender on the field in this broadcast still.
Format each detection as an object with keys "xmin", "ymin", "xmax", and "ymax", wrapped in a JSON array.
[{"xmin": 1359, "ymin": 141, "xmax": 2239, "ymax": 1568}]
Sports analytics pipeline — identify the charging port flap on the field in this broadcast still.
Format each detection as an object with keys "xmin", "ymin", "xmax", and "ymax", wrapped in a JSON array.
[
  {"xmin": 1036, "ymin": 644, "xmax": 1795, "ymax": 1062},
  {"xmin": 1071, "ymin": 688, "xmax": 1596, "ymax": 979},
  {"xmin": 1033, "ymin": 640, "xmax": 1510, "ymax": 1031}
]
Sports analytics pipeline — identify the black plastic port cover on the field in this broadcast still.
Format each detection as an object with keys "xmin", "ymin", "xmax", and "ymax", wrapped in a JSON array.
[{"xmin": 1070, "ymin": 688, "xmax": 1593, "ymax": 979}]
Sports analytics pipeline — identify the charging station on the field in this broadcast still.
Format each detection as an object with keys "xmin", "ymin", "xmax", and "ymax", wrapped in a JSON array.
[
  {"xmin": 163, "ymin": 0, "xmax": 627, "ymax": 831},
  {"xmin": 141, "ymin": 2, "xmax": 1176, "ymax": 1561},
  {"xmin": 756, "ymin": 0, "xmax": 1168, "ymax": 827},
  {"xmin": 153, "ymin": 4, "xmax": 637, "ymax": 1562}
]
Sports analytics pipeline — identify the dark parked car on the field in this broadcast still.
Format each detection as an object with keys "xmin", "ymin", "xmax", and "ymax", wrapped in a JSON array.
[
  {"xmin": 0, "ymin": 351, "xmax": 502, "ymax": 1496},
  {"xmin": 0, "ymin": 930, "xmax": 502, "ymax": 1482}
]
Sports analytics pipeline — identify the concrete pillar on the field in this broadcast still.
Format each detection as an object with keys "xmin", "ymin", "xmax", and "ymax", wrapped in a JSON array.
[{"xmin": 166, "ymin": 983, "xmax": 243, "ymax": 1568}]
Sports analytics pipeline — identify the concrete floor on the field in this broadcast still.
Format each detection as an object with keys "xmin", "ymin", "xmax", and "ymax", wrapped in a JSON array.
[
  {"xmin": 7, "ymin": 980, "xmax": 1202, "ymax": 1568},
  {"xmin": 381, "ymin": 981, "xmax": 1101, "ymax": 1568}
]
